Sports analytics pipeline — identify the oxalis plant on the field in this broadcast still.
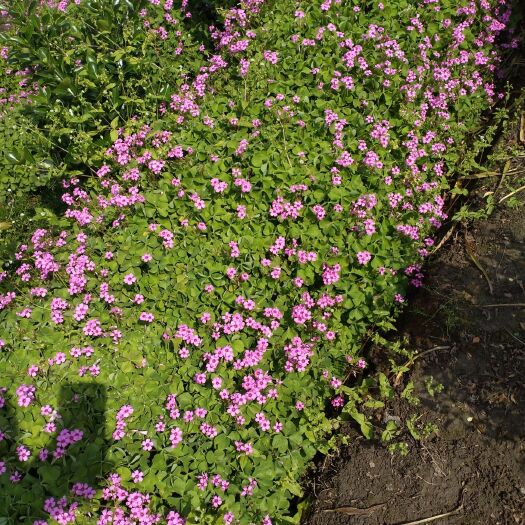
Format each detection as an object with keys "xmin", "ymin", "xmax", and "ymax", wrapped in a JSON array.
[
  {"xmin": 0, "ymin": 0, "xmax": 516, "ymax": 524},
  {"xmin": 0, "ymin": 0, "xmax": 214, "ymax": 201}
]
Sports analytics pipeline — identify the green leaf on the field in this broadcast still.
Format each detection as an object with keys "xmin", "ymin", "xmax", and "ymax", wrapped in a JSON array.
[
  {"xmin": 282, "ymin": 478, "xmax": 303, "ymax": 497},
  {"xmin": 38, "ymin": 465, "xmax": 60, "ymax": 484},
  {"xmin": 251, "ymin": 151, "xmax": 267, "ymax": 168},
  {"xmin": 378, "ymin": 373, "xmax": 394, "ymax": 400},
  {"xmin": 272, "ymin": 434, "xmax": 288, "ymax": 454},
  {"xmin": 349, "ymin": 410, "xmax": 373, "ymax": 439},
  {"xmin": 401, "ymin": 382, "xmax": 420, "ymax": 406},
  {"xmin": 231, "ymin": 339, "xmax": 244, "ymax": 353},
  {"xmin": 5, "ymin": 152, "xmax": 21, "ymax": 164}
]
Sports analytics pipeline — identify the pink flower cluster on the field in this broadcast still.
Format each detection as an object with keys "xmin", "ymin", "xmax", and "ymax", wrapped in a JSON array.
[
  {"xmin": 15, "ymin": 384, "xmax": 36, "ymax": 407},
  {"xmin": 53, "ymin": 428, "xmax": 84, "ymax": 459},
  {"xmin": 113, "ymin": 405, "xmax": 134, "ymax": 441}
]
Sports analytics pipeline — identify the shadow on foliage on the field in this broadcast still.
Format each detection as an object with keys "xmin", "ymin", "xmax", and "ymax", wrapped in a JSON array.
[{"xmin": 0, "ymin": 382, "xmax": 109, "ymax": 524}]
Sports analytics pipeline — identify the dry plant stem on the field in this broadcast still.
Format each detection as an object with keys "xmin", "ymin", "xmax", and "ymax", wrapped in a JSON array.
[
  {"xmin": 395, "ymin": 503, "xmax": 464, "ymax": 525},
  {"xmin": 498, "ymin": 183, "xmax": 525, "ymax": 204},
  {"xmin": 277, "ymin": 117, "xmax": 293, "ymax": 168},
  {"xmin": 394, "ymin": 346, "xmax": 450, "ymax": 385},
  {"xmin": 495, "ymin": 159, "xmax": 512, "ymax": 195},
  {"xmin": 464, "ymin": 233, "xmax": 493, "ymax": 295},
  {"xmin": 431, "ymin": 223, "xmax": 456, "ymax": 254},
  {"xmin": 459, "ymin": 171, "xmax": 499, "ymax": 179},
  {"xmin": 504, "ymin": 328, "xmax": 525, "ymax": 346},
  {"xmin": 323, "ymin": 502, "xmax": 386, "ymax": 515},
  {"xmin": 420, "ymin": 442, "xmax": 446, "ymax": 478},
  {"xmin": 411, "ymin": 345, "xmax": 451, "ymax": 362},
  {"xmin": 477, "ymin": 303, "xmax": 525, "ymax": 307}
]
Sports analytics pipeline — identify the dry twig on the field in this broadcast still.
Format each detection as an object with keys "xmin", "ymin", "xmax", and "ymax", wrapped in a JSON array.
[
  {"xmin": 495, "ymin": 159, "xmax": 511, "ymax": 195},
  {"xmin": 323, "ymin": 502, "xmax": 386, "ymax": 515},
  {"xmin": 396, "ymin": 487, "xmax": 465, "ymax": 525},
  {"xmin": 394, "ymin": 346, "xmax": 451, "ymax": 385},
  {"xmin": 431, "ymin": 223, "xmax": 457, "ymax": 254},
  {"xmin": 459, "ymin": 171, "xmax": 499, "ymax": 180},
  {"xmin": 476, "ymin": 303, "xmax": 525, "ymax": 308},
  {"xmin": 498, "ymin": 183, "xmax": 525, "ymax": 204},
  {"xmin": 395, "ymin": 504, "xmax": 463, "ymax": 525},
  {"xmin": 464, "ymin": 233, "xmax": 493, "ymax": 295}
]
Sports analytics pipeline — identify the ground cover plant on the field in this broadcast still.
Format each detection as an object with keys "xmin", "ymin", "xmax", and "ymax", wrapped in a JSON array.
[
  {"xmin": 0, "ymin": 0, "xmax": 221, "ymax": 259},
  {"xmin": 0, "ymin": 0, "xmax": 518, "ymax": 523}
]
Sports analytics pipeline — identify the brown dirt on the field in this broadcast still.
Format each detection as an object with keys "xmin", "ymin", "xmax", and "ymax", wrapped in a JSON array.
[{"xmin": 304, "ymin": 185, "xmax": 525, "ymax": 524}]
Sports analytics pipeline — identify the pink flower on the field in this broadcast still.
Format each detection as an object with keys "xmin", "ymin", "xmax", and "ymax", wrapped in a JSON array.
[
  {"xmin": 200, "ymin": 312, "xmax": 211, "ymax": 323},
  {"xmin": 322, "ymin": 263, "xmax": 341, "ymax": 285},
  {"xmin": 194, "ymin": 373, "xmax": 206, "ymax": 384},
  {"xmin": 27, "ymin": 365, "xmax": 39, "ymax": 377},
  {"xmin": 237, "ymin": 205, "xmax": 246, "ymax": 219},
  {"xmin": 211, "ymin": 179, "xmax": 228, "ymax": 193},
  {"xmin": 312, "ymin": 204, "xmax": 326, "ymax": 220},
  {"xmin": 331, "ymin": 395, "xmax": 344, "ymax": 408},
  {"xmin": 139, "ymin": 312, "xmax": 154, "ymax": 323},
  {"xmin": 124, "ymin": 273, "xmax": 136, "ymax": 285},
  {"xmin": 17, "ymin": 445, "xmax": 30, "ymax": 462},
  {"xmin": 170, "ymin": 427, "xmax": 183, "ymax": 447},
  {"xmin": 356, "ymin": 251, "xmax": 372, "ymax": 265},
  {"xmin": 167, "ymin": 511, "xmax": 185, "ymax": 525},
  {"xmin": 200, "ymin": 423, "xmax": 218, "ymax": 438},
  {"xmin": 229, "ymin": 241, "xmax": 240, "ymax": 258},
  {"xmin": 270, "ymin": 267, "xmax": 281, "ymax": 279},
  {"xmin": 263, "ymin": 50, "xmax": 278, "ymax": 64},
  {"xmin": 293, "ymin": 277, "xmax": 304, "ymax": 288},
  {"xmin": 142, "ymin": 439, "xmax": 154, "ymax": 451},
  {"xmin": 132, "ymin": 470, "xmax": 144, "ymax": 483},
  {"xmin": 41, "ymin": 405, "xmax": 53, "ymax": 416},
  {"xmin": 195, "ymin": 408, "xmax": 207, "ymax": 418},
  {"xmin": 16, "ymin": 384, "xmax": 36, "ymax": 407},
  {"xmin": 292, "ymin": 305, "xmax": 311, "ymax": 325}
]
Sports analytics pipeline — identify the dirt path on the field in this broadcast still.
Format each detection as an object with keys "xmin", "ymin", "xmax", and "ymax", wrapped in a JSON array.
[{"xmin": 304, "ymin": 193, "xmax": 525, "ymax": 524}]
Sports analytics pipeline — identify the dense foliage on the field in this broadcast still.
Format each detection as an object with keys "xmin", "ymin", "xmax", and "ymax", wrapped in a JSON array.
[
  {"xmin": 0, "ymin": 0, "xmax": 218, "ymax": 201},
  {"xmin": 0, "ymin": 0, "xmax": 516, "ymax": 524}
]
